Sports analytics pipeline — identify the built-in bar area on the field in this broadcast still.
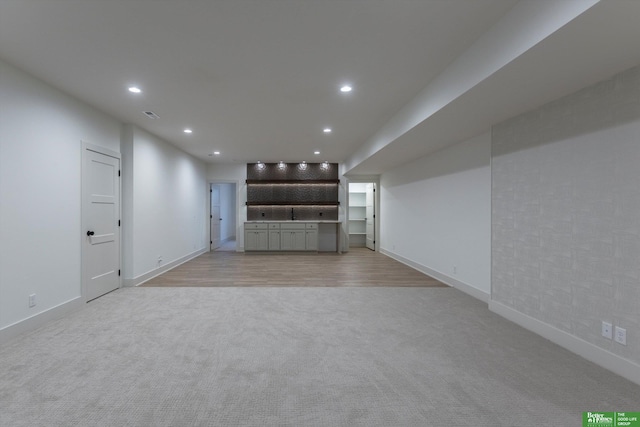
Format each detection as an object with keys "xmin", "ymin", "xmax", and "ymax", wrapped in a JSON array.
[{"xmin": 244, "ymin": 162, "xmax": 342, "ymax": 253}]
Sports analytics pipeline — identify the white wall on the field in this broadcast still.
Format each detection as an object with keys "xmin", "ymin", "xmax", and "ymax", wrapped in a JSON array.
[
  {"xmin": 491, "ymin": 65, "xmax": 640, "ymax": 368},
  {"xmin": 122, "ymin": 125, "xmax": 207, "ymax": 284},
  {"xmin": 379, "ymin": 132, "xmax": 491, "ymax": 300},
  {"xmin": 0, "ymin": 59, "xmax": 121, "ymax": 334}
]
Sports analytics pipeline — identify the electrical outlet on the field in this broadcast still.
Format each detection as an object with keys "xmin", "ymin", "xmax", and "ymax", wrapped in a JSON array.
[
  {"xmin": 614, "ymin": 326, "xmax": 627, "ymax": 346},
  {"xmin": 29, "ymin": 294, "xmax": 36, "ymax": 308},
  {"xmin": 453, "ymin": 265, "xmax": 457, "ymax": 275},
  {"xmin": 602, "ymin": 321, "xmax": 613, "ymax": 339},
  {"xmin": 158, "ymin": 256, "xmax": 163, "ymax": 264}
]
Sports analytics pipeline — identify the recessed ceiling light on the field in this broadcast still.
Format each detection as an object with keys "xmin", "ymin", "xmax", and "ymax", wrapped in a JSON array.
[
  {"xmin": 128, "ymin": 86, "xmax": 142, "ymax": 94},
  {"xmin": 340, "ymin": 85, "xmax": 352, "ymax": 93},
  {"xmin": 323, "ymin": 128, "xmax": 332, "ymax": 133},
  {"xmin": 183, "ymin": 129, "xmax": 193, "ymax": 134},
  {"xmin": 213, "ymin": 151, "xmax": 220, "ymax": 155},
  {"xmin": 314, "ymin": 151, "xmax": 320, "ymax": 155}
]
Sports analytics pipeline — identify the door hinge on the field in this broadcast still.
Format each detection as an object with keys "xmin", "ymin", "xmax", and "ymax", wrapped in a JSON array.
[
  {"xmin": 118, "ymin": 220, "xmax": 121, "ymax": 226},
  {"xmin": 118, "ymin": 170, "xmax": 121, "ymax": 177},
  {"xmin": 210, "ymin": 241, "xmax": 212, "ymax": 244},
  {"xmin": 210, "ymin": 215, "xmax": 213, "ymax": 219},
  {"xmin": 118, "ymin": 270, "xmax": 121, "ymax": 276}
]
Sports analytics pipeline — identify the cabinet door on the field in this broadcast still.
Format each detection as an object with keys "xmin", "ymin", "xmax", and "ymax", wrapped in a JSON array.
[
  {"xmin": 305, "ymin": 230, "xmax": 318, "ymax": 251},
  {"xmin": 269, "ymin": 230, "xmax": 281, "ymax": 250},
  {"xmin": 246, "ymin": 230, "xmax": 268, "ymax": 251},
  {"xmin": 280, "ymin": 231, "xmax": 294, "ymax": 250},
  {"xmin": 256, "ymin": 230, "xmax": 269, "ymax": 250},
  {"xmin": 292, "ymin": 230, "xmax": 306, "ymax": 250},
  {"xmin": 245, "ymin": 230, "xmax": 257, "ymax": 251}
]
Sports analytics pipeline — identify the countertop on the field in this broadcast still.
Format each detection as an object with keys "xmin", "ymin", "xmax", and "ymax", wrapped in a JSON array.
[{"xmin": 245, "ymin": 220, "xmax": 341, "ymax": 224}]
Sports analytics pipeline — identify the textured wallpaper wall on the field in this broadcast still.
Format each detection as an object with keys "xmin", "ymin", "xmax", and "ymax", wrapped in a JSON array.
[{"xmin": 492, "ymin": 66, "xmax": 640, "ymax": 364}]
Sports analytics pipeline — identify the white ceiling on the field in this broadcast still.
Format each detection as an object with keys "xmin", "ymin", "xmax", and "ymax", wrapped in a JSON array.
[
  {"xmin": 0, "ymin": 0, "xmax": 517, "ymax": 166},
  {"xmin": 344, "ymin": 0, "xmax": 640, "ymax": 175},
  {"xmin": 1, "ymin": 1, "xmax": 639, "ymax": 175}
]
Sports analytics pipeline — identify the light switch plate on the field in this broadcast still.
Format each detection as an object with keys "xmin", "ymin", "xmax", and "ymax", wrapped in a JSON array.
[
  {"xmin": 602, "ymin": 321, "xmax": 613, "ymax": 339},
  {"xmin": 614, "ymin": 326, "xmax": 627, "ymax": 345}
]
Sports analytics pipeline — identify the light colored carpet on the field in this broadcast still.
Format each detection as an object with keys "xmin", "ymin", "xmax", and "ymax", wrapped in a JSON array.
[{"xmin": 1, "ymin": 287, "xmax": 638, "ymax": 426}]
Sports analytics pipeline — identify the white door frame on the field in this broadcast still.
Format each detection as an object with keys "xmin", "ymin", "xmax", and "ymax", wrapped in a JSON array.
[
  {"xmin": 81, "ymin": 141, "xmax": 122, "ymax": 302},
  {"xmin": 210, "ymin": 184, "xmax": 222, "ymax": 250},
  {"xmin": 207, "ymin": 180, "xmax": 240, "ymax": 252},
  {"xmin": 365, "ymin": 183, "xmax": 376, "ymax": 251},
  {"xmin": 345, "ymin": 176, "xmax": 380, "ymax": 252}
]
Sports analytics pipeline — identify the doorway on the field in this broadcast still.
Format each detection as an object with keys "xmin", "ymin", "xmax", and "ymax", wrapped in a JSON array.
[
  {"xmin": 348, "ymin": 182, "xmax": 376, "ymax": 250},
  {"xmin": 210, "ymin": 182, "xmax": 237, "ymax": 251}
]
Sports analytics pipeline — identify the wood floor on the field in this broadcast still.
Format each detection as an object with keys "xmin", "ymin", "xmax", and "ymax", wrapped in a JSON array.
[{"xmin": 142, "ymin": 248, "xmax": 448, "ymax": 287}]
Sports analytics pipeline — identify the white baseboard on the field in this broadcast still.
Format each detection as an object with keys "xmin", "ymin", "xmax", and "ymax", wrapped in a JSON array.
[
  {"xmin": 0, "ymin": 296, "xmax": 83, "ymax": 347},
  {"xmin": 124, "ymin": 248, "xmax": 208, "ymax": 287},
  {"xmin": 379, "ymin": 248, "xmax": 490, "ymax": 303},
  {"xmin": 490, "ymin": 299, "xmax": 640, "ymax": 387}
]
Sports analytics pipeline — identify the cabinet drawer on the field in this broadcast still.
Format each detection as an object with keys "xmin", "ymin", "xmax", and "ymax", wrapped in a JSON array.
[
  {"xmin": 280, "ymin": 223, "xmax": 306, "ymax": 230},
  {"xmin": 268, "ymin": 223, "xmax": 280, "ymax": 229},
  {"xmin": 245, "ymin": 223, "xmax": 268, "ymax": 230},
  {"xmin": 305, "ymin": 223, "xmax": 318, "ymax": 230}
]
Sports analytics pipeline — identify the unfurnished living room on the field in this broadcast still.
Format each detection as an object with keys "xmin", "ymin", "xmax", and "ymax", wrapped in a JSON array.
[{"xmin": 1, "ymin": 1, "xmax": 639, "ymax": 426}]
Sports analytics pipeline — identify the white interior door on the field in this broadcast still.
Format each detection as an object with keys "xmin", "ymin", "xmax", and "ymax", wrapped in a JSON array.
[
  {"xmin": 211, "ymin": 184, "xmax": 221, "ymax": 249},
  {"xmin": 365, "ymin": 183, "xmax": 375, "ymax": 250},
  {"xmin": 82, "ymin": 146, "xmax": 120, "ymax": 301}
]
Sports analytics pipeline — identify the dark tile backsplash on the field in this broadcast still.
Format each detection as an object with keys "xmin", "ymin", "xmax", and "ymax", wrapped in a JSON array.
[
  {"xmin": 247, "ymin": 206, "xmax": 338, "ymax": 221},
  {"xmin": 247, "ymin": 184, "xmax": 338, "ymax": 204},
  {"xmin": 246, "ymin": 163, "xmax": 339, "ymax": 221}
]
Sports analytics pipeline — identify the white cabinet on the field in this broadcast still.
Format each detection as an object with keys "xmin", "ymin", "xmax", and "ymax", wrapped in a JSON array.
[
  {"xmin": 305, "ymin": 223, "xmax": 318, "ymax": 251},
  {"xmin": 281, "ymin": 223, "xmax": 306, "ymax": 250},
  {"xmin": 245, "ymin": 223, "xmax": 269, "ymax": 251},
  {"xmin": 268, "ymin": 223, "xmax": 281, "ymax": 250},
  {"xmin": 245, "ymin": 222, "xmax": 321, "ymax": 251}
]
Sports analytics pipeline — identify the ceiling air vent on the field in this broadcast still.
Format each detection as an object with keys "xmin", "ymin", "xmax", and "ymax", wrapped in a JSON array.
[{"xmin": 143, "ymin": 111, "xmax": 160, "ymax": 119}]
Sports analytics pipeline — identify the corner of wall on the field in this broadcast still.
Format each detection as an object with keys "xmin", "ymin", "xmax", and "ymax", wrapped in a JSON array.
[{"xmin": 380, "ymin": 248, "xmax": 490, "ymax": 304}]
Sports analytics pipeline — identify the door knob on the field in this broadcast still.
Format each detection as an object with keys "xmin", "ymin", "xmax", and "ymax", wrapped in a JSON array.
[{"xmin": 87, "ymin": 231, "xmax": 95, "ymax": 236}]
